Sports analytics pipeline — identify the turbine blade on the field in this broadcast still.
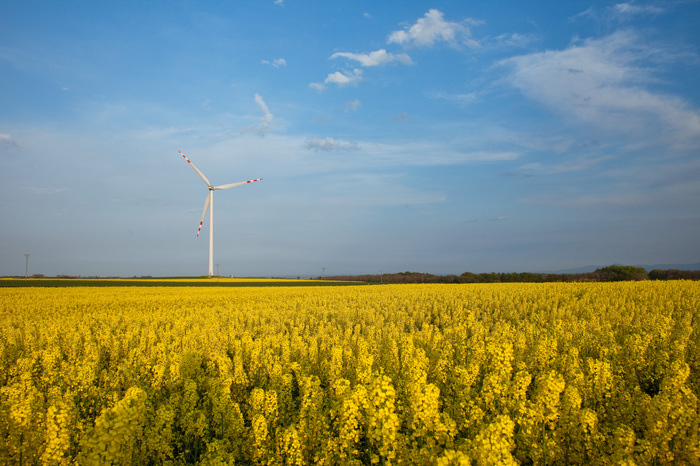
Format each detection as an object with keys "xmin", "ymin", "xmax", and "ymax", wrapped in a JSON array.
[
  {"xmin": 180, "ymin": 151, "xmax": 213, "ymax": 188},
  {"xmin": 214, "ymin": 178, "xmax": 263, "ymax": 190},
  {"xmin": 197, "ymin": 193, "xmax": 210, "ymax": 237}
]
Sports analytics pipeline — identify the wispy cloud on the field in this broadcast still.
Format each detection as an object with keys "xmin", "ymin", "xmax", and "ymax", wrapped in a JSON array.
[
  {"xmin": 613, "ymin": 3, "xmax": 665, "ymax": 17},
  {"xmin": 255, "ymin": 93, "xmax": 273, "ymax": 127},
  {"xmin": 324, "ymin": 69, "xmax": 363, "ymax": 87},
  {"xmin": 388, "ymin": 9, "xmax": 482, "ymax": 48},
  {"xmin": 572, "ymin": 3, "xmax": 666, "ymax": 23},
  {"xmin": 305, "ymin": 137, "xmax": 359, "ymax": 152},
  {"xmin": 500, "ymin": 31, "xmax": 700, "ymax": 150},
  {"xmin": 331, "ymin": 49, "xmax": 413, "ymax": 66},
  {"xmin": 428, "ymin": 90, "xmax": 477, "ymax": 105},
  {"xmin": 514, "ymin": 154, "xmax": 613, "ymax": 177},
  {"xmin": 570, "ymin": 6, "xmax": 597, "ymax": 22},
  {"xmin": 241, "ymin": 93, "xmax": 275, "ymax": 135},
  {"xmin": 361, "ymin": 141, "xmax": 519, "ymax": 165},
  {"xmin": 262, "ymin": 58, "xmax": 286, "ymax": 67},
  {"xmin": 493, "ymin": 33, "xmax": 537, "ymax": 48},
  {"xmin": 344, "ymin": 99, "xmax": 362, "ymax": 112},
  {"xmin": 520, "ymin": 155, "xmax": 700, "ymax": 211}
]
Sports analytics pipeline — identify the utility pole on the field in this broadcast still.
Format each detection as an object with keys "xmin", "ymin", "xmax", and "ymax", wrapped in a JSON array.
[
  {"xmin": 24, "ymin": 253, "xmax": 30, "ymax": 279},
  {"xmin": 216, "ymin": 264, "xmax": 220, "ymax": 277},
  {"xmin": 322, "ymin": 267, "xmax": 325, "ymax": 279}
]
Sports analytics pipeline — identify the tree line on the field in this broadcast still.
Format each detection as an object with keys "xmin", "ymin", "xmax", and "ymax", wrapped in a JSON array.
[{"xmin": 320, "ymin": 265, "xmax": 700, "ymax": 284}]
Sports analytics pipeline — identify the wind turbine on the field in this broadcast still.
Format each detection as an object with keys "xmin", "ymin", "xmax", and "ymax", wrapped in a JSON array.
[{"xmin": 180, "ymin": 150, "xmax": 262, "ymax": 277}]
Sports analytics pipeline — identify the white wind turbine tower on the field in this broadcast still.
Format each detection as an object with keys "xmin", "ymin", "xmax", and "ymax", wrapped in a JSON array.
[{"xmin": 180, "ymin": 151, "xmax": 262, "ymax": 277}]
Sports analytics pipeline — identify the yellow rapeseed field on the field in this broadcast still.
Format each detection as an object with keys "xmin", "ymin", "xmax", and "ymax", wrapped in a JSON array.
[{"xmin": 1, "ymin": 281, "xmax": 699, "ymax": 464}]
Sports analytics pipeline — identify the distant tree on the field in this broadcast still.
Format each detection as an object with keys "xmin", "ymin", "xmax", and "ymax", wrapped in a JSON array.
[
  {"xmin": 649, "ymin": 269, "xmax": 700, "ymax": 280},
  {"xmin": 320, "ymin": 264, "xmax": 700, "ymax": 284},
  {"xmin": 595, "ymin": 265, "xmax": 648, "ymax": 281},
  {"xmin": 648, "ymin": 269, "xmax": 668, "ymax": 280},
  {"xmin": 478, "ymin": 273, "xmax": 500, "ymax": 283}
]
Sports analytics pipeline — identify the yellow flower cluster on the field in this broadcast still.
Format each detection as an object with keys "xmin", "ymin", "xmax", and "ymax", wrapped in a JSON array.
[{"xmin": 0, "ymin": 280, "xmax": 699, "ymax": 464}]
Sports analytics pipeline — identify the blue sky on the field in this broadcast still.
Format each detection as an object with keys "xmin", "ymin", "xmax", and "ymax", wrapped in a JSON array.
[{"xmin": 1, "ymin": 1, "xmax": 699, "ymax": 277}]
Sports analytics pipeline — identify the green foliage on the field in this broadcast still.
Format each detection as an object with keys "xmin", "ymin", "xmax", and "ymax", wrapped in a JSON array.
[
  {"xmin": 650, "ymin": 269, "xmax": 700, "ymax": 280},
  {"xmin": 323, "ymin": 266, "xmax": 700, "ymax": 284},
  {"xmin": 595, "ymin": 265, "xmax": 648, "ymax": 281}
]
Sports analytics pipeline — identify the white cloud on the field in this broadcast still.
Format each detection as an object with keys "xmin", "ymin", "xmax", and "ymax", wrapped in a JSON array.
[
  {"xmin": 429, "ymin": 90, "xmax": 477, "ymax": 105},
  {"xmin": 500, "ymin": 31, "xmax": 700, "ymax": 150},
  {"xmin": 331, "ymin": 49, "xmax": 413, "ymax": 66},
  {"xmin": 309, "ymin": 82, "xmax": 327, "ymax": 92},
  {"xmin": 241, "ymin": 93, "xmax": 275, "ymax": 135},
  {"xmin": 494, "ymin": 33, "xmax": 536, "ymax": 48},
  {"xmin": 274, "ymin": 0, "xmax": 283, "ymax": 6},
  {"xmin": 255, "ymin": 93, "xmax": 273, "ymax": 120},
  {"xmin": 262, "ymin": 58, "xmax": 286, "ymax": 67},
  {"xmin": 613, "ymin": 3, "xmax": 664, "ymax": 16},
  {"xmin": 324, "ymin": 69, "xmax": 363, "ymax": 87},
  {"xmin": 572, "ymin": 4, "xmax": 665, "ymax": 24},
  {"xmin": 387, "ymin": 9, "xmax": 481, "ymax": 48},
  {"xmin": 305, "ymin": 137, "xmax": 359, "ymax": 152}
]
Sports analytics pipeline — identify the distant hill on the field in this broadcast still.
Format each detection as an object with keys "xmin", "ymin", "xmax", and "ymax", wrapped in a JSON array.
[
  {"xmin": 551, "ymin": 263, "xmax": 700, "ymax": 274},
  {"xmin": 550, "ymin": 265, "xmax": 599, "ymax": 274}
]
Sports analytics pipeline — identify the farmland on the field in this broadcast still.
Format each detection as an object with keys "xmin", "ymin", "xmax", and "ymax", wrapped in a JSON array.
[{"xmin": 1, "ymin": 281, "xmax": 699, "ymax": 464}]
